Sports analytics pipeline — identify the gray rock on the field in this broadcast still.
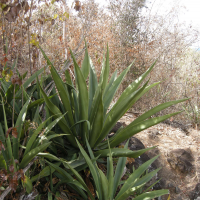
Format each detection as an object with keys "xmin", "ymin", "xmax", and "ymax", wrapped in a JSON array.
[
  {"xmin": 175, "ymin": 186, "xmax": 181, "ymax": 194},
  {"xmin": 167, "ymin": 149, "xmax": 194, "ymax": 173},
  {"xmin": 189, "ymin": 183, "xmax": 200, "ymax": 200}
]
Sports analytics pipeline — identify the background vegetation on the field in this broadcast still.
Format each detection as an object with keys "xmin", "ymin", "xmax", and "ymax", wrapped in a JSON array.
[{"xmin": 0, "ymin": 0, "xmax": 199, "ymax": 199}]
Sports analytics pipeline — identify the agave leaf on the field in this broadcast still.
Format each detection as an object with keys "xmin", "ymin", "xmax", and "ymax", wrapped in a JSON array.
[
  {"xmin": 89, "ymin": 89, "xmax": 104, "ymax": 147},
  {"xmin": 63, "ymin": 160, "xmax": 95, "ymax": 200},
  {"xmin": 12, "ymin": 96, "xmax": 31, "ymax": 159},
  {"xmin": 99, "ymin": 44, "xmax": 110, "ymax": 93},
  {"xmin": 27, "ymin": 98, "xmax": 44, "ymax": 110},
  {"xmin": 24, "ymin": 116, "xmax": 53, "ymax": 156},
  {"xmin": 65, "ymin": 70, "xmax": 79, "ymax": 123},
  {"xmin": 94, "ymin": 81, "xmax": 149, "ymax": 147},
  {"xmin": 46, "ymin": 161, "xmax": 86, "ymax": 191},
  {"xmin": 99, "ymin": 169, "xmax": 109, "ymax": 199},
  {"xmin": 46, "ymin": 134, "xmax": 68, "ymax": 141},
  {"xmin": 110, "ymin": 111, "xmax": 182, "ymax": 147},
  {"xmin": 0, "ymin": 123, "xmax": 6, "ymax": 147},
  {"xmin": 65, "ymin": 70, "xmax": 80, "ymax": 128},
  {"xmin": 65, "ymin": 70, "xmax": 73, "ymax": 86},
  {"xmin": 1, "ymin": 95, "xmax": 8, "ymax": 132},
  {"xmin": 116, "ymin": 170, "xmax": 161, "ymax": 200},
  {"xmin": 106, "ymin": 140, "xmax": 115, "ymax": 199},
  {"xmin": 111, "ymin": 141, "xmax": 129, "ymax": 200},
  {"xmin": 103, "ymin": 70, "xmax": 117, "ymax": 96},
  {"xmin": 25, "ymin": 114, "xmax": 65, "ymax": 156},
  {"xmin": 62, "ymin": 156, "xmax": 98, "ymax": 171},
  {"xmin": 88, "ymin": 57, "xmax": 98, "ymax": 116},
  {"xmin": 39, "ymin": 80, "xmax": 77, "ymax": 147},
  {"xmin": 37, "ymin": 152, "xmax": 61, "ymax": 162},
  {"xmin": 31, "ymin": 162, "xmax": 61, "ymax": 183},
  {"xmin": 81, "ymin": 42, "xmax": 90, "ymax": 80},
  {"xmin": 95, "ymin": 146, "xmax": 155, "ymax": 158},
  {"xmin": 115, "ymin": 155, "xmax": 159, "ymax": 199},
  {"xmin": 19, "ymin": 142, "xmax": 51, "ymax": 169},
  {"xmin": 77, "ymin": 139, "xmax": 102, "ymax": 200},
  {"xmin": 40, "ymin": 46, "xmax": 75, "ymax": 129},
  {"xmin": 128, "ymin": 190, "xmax": 169, "ymax": 200},
  {"xmin": 70, "ymin": 49, "xmax": 89, "ymax": 143},
  {"xmin": 42, "ymin": 114, "xmax": 66, "ymax": 137},
  {"xmin": 48, "ymin": 192, "xmax": 53, "ymax": 200},
  {"xmin": 15, "ymin": 96, "xmax": 31, "ymax": 138},
  {"xmin": 114, "ymin": 60, "xmax": 156, "ymax": 109},
  {"xmin": 103, "ymin": 61, "xmax": 134, "ymax": 116},
  {"xmin": 70, "ymin": 120, "xmax": 90, "ymax": 130},
  {"xmin": 133, "ymin": 168, "xmax": 161, "ymax": 188},
  {"xmin": 50, "ymin": 65, "xmax": 74, "ymax": 128},
  {"xmin": 1, "ymin": 98, "xmax": 13, "ymax": 162},
  {"xmin": 132, "ymin": 98, "xmax": 188, "ymax": 125}
]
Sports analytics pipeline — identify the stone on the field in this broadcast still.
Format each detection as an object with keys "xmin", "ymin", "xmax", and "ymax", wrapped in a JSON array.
[
  {"xmin": 127, "ymin": 137, "xmax": 157, "ymax": 173},
  {"xmin": 175, "ymin": 186, "xmax": 181, "ymax": 194},
  {"xmin": 128, "ymin": 136, "xmax": 145, "ymax": 150},
  {"xmin": 189, "ymin": 183, "xmax": 200, "ymax": 200},
  {"xmin": 108, "ymin": 122, "xmax": 126, "ymax": 138},
  {"xmin": 167, "ymin": 149, "xmax": 194, "ymax": 173},
  {"xmin": 110, "ymin": 122, "xmax": 126, "ymax": 133}
]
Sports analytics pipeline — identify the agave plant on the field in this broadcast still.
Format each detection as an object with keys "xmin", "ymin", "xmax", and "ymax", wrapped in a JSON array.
[
  {"xmin": 0, "ymin": 91, "xmax": 66, "ymax": 197},
  {"xmin": 39, "ymin": 43, "xmax": 187, "ymax": 160},
  {"xmin": 46, "ymin": 139, "xmax": 168, "ymax": 200}
]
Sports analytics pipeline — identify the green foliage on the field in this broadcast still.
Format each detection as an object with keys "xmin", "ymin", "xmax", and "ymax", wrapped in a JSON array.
[
  {"xmin": 0, "ymin": 71, "xmax": 66, "ymax": 195},
  {"xmin": 0, "ymin": 67, "xmax": 47, "ymax": 124},
  {"xmin": 39, "ymin": 43, "xmax": 187, "ymax": 154},
  {"xmin": 48, "ymin": 139, "xmax": 168, "ymax": 199}
]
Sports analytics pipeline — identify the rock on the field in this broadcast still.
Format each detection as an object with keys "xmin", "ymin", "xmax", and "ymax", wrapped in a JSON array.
[
  {"xmin": 175, "ymin": 186, "xmax": 181, "ymax": 194},
  {"xmin": 163, "ymin": 119, "xmax": 189, "ymax": 134},
  {"xmin": 127, "ymin": 137, "xmax": 157, "ymax": 173},
  {"xmin": 189, "ymin": 183, "xmax": 200, "ymax": 200},
  {"xmin": 108, "ymin": 122, "xmax": 126, "ymax": 138},
  {"xmin": 110, "ymin": 122, "xmax": 126, "ymax": 133},
  {"xmin": 167, "ymin": 149, "xmax": 194, "ymax": 173},
  {"xmin": 128, "ymin": 136, "xmax": 145, "ymax": 150}
]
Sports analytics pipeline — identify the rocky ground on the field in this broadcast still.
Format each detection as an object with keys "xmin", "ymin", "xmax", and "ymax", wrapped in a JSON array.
[{"xmin": 118, "ymin": 112, "xmax": 200, "ymax": 200}]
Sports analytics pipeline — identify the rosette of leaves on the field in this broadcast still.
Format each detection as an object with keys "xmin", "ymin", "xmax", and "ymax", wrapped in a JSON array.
[{"xmin": 39, "ymin": 43, "xmax": 187, "ymax": 159}]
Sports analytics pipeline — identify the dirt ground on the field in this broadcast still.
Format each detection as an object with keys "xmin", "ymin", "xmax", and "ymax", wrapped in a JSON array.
[{"xmin": 120, "ymin": 112, "xmax": 200, "ymax": 200}]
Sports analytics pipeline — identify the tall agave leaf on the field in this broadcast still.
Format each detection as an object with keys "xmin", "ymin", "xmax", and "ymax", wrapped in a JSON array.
[
  {"xmin": 88, "ymin": 57, "xmax": 98, "ymax": 116},
  {"xmin": 38, "ymin": 79, "xmax": 77, "ymax": 147},
  {"xmin": 103, "ymin": 61, "xmax": 134, "ymax": 116},
  {"xmin": 39, "ymin": 47, "xmax": 74, "ymax": 129},
  {"xmin": 70, "ymin": 49, "xmax": 89, "ymax": 144},
  {"xmin": 13, "ymin": 96, "xmax": 31, "ymax": 159}
]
